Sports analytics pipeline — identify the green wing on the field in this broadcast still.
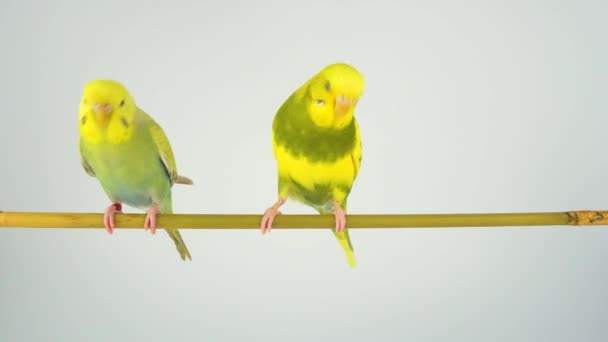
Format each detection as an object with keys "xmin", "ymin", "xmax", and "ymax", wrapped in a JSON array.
[{"xmin": 141, "ymin": 110, "xmax": 193, "ymax": 186}]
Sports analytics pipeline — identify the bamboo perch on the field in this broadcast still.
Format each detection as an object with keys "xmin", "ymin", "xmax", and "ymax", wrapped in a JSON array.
[{"xmin": 1, "ymin": 210, "xmax": 608, "ymax": 229}]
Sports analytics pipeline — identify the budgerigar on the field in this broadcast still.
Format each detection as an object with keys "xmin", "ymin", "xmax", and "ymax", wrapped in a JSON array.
[
  {"xmin": 260, "ymin": 63, "xmax": 364, "ymax": 268},
  {"xmin": 78, "ymin": 79, "xmax": 193, "ymax": 260}
]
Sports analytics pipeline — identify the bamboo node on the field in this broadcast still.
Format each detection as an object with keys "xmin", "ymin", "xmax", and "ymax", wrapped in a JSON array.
[{"xmin": 568, "ymin": 210, "xmax": 608, "ymax": 225}]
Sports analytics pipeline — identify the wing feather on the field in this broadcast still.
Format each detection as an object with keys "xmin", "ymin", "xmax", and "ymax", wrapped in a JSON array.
[{"xmin": 141, "ymin": 110, "xmax": 192, "ymax": 185}]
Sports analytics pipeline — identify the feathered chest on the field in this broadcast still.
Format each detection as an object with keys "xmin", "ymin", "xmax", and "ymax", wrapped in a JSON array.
[
  {"xmin": 272, "ymin": 111, "xmax": 358, "ymax": 162},
  {"xmin": 82, "ymin": 135, "xmax": 171, "ymax": 208}
]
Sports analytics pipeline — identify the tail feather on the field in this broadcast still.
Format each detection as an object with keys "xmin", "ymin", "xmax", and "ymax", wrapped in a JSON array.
[
  {"xmin": 160, "ymin": 201, "xmax": 191, "ymax": 261},
  {"xmin": 166, "ymin": 228, "xmax": 192, "ymax": 261},
  {"xmin": 334, "ymin": 229, "xmax": 356, "ymax": 268},
  {"xmin": 319, "ymin": 205, "xmax": 356, "ymax": 268},
  {"xmin": 175, "ymin": 175, "xmax": 194, "ymax": 185}
]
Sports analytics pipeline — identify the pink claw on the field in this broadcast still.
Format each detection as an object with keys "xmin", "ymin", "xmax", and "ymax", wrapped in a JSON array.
[
  {"xmin": 260, "ymin": 198, "xmax": 286, "ymax": 235},
  {"xmin": 334, "ymin": 204, "xmax": 346, "ymax": 233},
  {"xmin": 103, "ymin": 203, "xmax": 122, "ymax": 234},
  {"xmin": 261, "ymin": 208, "xmax": 282, "ymax": 235},
  {"xmin": 144, "ymin": 204, "xmax": 160, "ymax": 235}
]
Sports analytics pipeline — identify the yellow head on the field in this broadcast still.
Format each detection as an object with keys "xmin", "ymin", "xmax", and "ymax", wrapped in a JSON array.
[
  {"xmin": 78, "ymin": 79, "xmax": 137, "ymax": 144},
  {"xmin": 303, "ymin": 63, "xmax": 364, "ymax": 129}
]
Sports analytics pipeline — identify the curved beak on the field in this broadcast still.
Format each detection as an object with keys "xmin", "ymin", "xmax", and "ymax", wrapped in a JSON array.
[
  {"xmin": 92, "ymin": 103, "xmax": 113, "ymax": 125},
  {"xmin": 335, "ymin": 96, "xmax": 356, "ymax": 117}
]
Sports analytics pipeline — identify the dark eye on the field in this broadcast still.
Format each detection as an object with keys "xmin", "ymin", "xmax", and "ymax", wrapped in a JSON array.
[
  {"xmin": 119, "ymin": 99, "xmax": 125, "ymax": 107},
  {"xmin": 325, "ymin": 81, "xmax": 331, "ymax": 92},
  {"xmin": 315, "ymin": 99, "xmax": 325, "ymax": 106}
]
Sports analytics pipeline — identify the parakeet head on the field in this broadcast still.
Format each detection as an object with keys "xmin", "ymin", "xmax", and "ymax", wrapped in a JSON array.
[
  {"xmin": 304, "ymin": 63, "xmax": 364, "ymax": 129},
  {"xmin": 79, "ymin": 79, "xmax": 137, "ymax": 144}
]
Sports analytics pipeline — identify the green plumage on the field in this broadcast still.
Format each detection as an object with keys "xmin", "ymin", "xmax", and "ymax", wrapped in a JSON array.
[
  {"xmin": 80, "ymin": 109, "xmax": 191, "ymax": 260},
  {"xmin": 279, "ymin": 175, "xmax": 352, "ymax": 213},
  {"xmin": 273, "ymin": 93, "xmax": 358, "ymax": 162},
  {"xmin": 270, "ymin": 83, "xmax": 362, "ymax": 268}
]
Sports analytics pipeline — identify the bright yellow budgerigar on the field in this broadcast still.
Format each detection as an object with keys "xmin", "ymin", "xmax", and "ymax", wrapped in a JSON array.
[
  {"xmin": 261, "ymin": 63, "xmax": 365, "ymax": 267},
  {"xmin": 78, "ymin": 80, "xmax": 193, "ymax": 260}
]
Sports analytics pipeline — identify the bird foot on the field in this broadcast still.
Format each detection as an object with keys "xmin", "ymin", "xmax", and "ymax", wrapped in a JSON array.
[
  {"xmin": 144, "ymin": 204, "xmax": 160, "ymax": 235},
  {"xmin": 333, "ymin": 203, "xmax": 346, "ymax": 233},
  {"xmin": 103, "ymin": 203, "xmax": 122, "ymax": 234},
  {"xmin": 261, "ymin": 207, "xmax": 282, "ymax": 235},
  {"xmin": 260, "ymin": 198, "xmax": 286, "ymax": 235}
]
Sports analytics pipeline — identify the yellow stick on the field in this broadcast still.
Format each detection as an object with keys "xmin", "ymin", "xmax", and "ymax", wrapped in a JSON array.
[{"xmin": 1, "ymin": 210, "xmax": 608, "ymax": 229}]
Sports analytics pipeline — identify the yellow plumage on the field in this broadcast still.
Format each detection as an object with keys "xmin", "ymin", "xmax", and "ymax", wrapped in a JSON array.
[
  {"xmin": 262, "ymin": 63, "xmax": 365, "ymax": 268},
  {"xmin": 272, "ymin": 121, "xmax": 362, "ymax": 204}
]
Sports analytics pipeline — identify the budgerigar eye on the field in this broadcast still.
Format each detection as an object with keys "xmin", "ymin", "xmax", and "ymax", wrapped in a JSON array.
[
  {"xmin": 315, "ymin": 99, "xmax": 325, "ymax": 106},
  {"xmin": 119, "ymin": 99, "xmax": 125, "ymax": 107},
  {"xmin": 325, "ymin": 81, "xmax": 331, "ymax": 91}
]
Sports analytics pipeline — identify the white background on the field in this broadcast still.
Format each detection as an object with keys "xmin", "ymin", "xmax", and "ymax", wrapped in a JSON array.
[{"xmin": 1, "ymin": 0, "xmax": 607, "ymax": 341}]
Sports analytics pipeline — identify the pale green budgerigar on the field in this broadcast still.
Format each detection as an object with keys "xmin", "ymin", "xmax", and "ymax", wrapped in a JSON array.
[{"xmin": 78, "ymin": 79, "xmax": 193, "ymax": 260}]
